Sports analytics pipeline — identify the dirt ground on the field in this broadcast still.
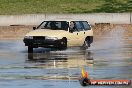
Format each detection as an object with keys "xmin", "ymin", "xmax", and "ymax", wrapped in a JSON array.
[
  {"xmin": 0, "ymin": 25, "xmax": 33, "ymax": 39},
  {"xmin": 0, "ymin": 24, "xmax": 131, "ymax": 39}
]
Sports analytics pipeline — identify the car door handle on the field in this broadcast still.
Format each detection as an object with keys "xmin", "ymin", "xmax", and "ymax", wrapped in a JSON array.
[
  {"xmin": 77, "ymin": 33, "xmax": 78, "ymax": 35},
  {"xmin": 84, "ymin": 32, "xmax": 85, "ymax": 34}
]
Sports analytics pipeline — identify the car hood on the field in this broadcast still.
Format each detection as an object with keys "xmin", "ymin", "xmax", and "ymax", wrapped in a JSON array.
[{"xmin": 25, "ymin": 29, "xmax": 67, "ymax": 38}]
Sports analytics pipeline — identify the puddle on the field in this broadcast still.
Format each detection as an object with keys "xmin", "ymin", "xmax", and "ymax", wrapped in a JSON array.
[{"xmin": 0, "ymin": 26, "xmax": 132, "ymax": 88}]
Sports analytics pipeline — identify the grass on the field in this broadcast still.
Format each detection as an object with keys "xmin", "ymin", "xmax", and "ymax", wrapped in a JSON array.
[{"xmin": 0, "ymin": 0, "xmax": 131, "ymax": 15}]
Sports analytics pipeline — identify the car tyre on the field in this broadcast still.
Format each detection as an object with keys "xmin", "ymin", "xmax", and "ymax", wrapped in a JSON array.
[
  {"xmin": 58, "ymin": 38, "xmax": 67, "ymax": 50},
  {"xmin": 62, "ymin": 38, "xmax": 67, "ymax": 49},
  {"xmin": 83, "ymin": 41, "xmax": 89, "ymax": 50}
]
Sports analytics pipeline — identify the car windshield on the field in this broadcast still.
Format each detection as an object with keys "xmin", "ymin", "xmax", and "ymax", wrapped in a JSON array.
[{"xmin": 37, "ymin": 21, "xmax": 68, "ymax": 31}]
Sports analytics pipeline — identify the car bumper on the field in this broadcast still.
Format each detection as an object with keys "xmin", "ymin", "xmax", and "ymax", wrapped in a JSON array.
[{"xmin": 23, "ymin": 38, "xmax": 62, "ymax": 48}]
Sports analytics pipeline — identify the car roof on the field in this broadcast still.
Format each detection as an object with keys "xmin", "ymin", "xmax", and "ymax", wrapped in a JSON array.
[
  {"xmin": 43, "ymin": 20, "xmax": 89, "ymax": 23},
  {"xmin": 44, "ymin": 19, "xmax": 87, "ymax": 21}
]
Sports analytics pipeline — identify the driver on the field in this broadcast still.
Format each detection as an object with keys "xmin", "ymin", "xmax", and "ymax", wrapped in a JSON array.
[{"xmin": 69, "ymin": 21, "xmax": 75, "ymax": 32}]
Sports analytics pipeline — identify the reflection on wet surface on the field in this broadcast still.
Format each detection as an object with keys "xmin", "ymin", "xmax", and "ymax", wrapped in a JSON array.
[{"xmin": 0, "ymin": 27, "xmax": 132, "ymax": 88}]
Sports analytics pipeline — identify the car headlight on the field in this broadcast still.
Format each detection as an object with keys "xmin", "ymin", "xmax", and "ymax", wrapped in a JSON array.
[
  {"xmin": 45, "ymin": 36, "xmax": 58, "ymax": 40},
  {"xmin": 24, "ymin": 36, "xmax": 33, "ymax": 39}
]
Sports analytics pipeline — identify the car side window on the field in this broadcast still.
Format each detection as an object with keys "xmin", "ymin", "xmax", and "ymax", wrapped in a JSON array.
[
  {"xmin": 82, "ymin": 21, "xmax": 91, "ymax": 31},
  {"xmin": 75, "ymin": 22, "xmax": 84, "ymax": 31}
]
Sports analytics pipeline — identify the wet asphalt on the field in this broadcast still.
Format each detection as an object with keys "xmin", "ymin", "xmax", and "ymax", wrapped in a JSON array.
[{"xmin": 0, "ymin": 27, "xmax": 132, "ymax": 88}]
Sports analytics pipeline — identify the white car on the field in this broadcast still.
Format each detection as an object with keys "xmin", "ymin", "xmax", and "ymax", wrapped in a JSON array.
[{"xmin": 23, "ymin": 21, "xmax": 93, "ymax": 52}]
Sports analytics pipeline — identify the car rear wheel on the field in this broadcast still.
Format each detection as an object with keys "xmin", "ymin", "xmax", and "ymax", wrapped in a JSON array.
[
  {"xmin": 83, "ymin": 40, "xmax": 89, "ymax": 49},
  {"xmin": 82, "ymin": 37, "xmax": 91, "ymax": 50}
]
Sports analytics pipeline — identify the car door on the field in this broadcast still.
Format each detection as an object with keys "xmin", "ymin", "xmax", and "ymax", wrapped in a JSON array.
[
  {"xmin": 66, "ymin": 21, "xmax": 85, "ymax": 46},
  {"xmin": 81, "ymin": 21, "xmax": 93, "ymax": 44}
]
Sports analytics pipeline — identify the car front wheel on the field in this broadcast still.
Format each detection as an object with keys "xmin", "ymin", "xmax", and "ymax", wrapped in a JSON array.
[
  {"xmin": 62, "ymin": 38, "xmax": 67, "ymax": 48},
  {"xmin": 58, "ymin": 38, "xmax": 67, "ymax": 50}
]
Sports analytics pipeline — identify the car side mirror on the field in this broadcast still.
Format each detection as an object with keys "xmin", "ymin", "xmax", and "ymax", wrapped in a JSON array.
[{"xmin": 33, "ymin": 27, "xmax": 36, "ymax": 30}]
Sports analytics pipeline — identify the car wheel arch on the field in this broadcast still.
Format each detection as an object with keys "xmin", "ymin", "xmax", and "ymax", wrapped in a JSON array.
[
  {"xmin": 85, "ymin": 36, "xmax": 93, "ymax": 42},
  {"xmin": 62, "ymin": 37, "xmax": 67, "ymax": 41}
]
